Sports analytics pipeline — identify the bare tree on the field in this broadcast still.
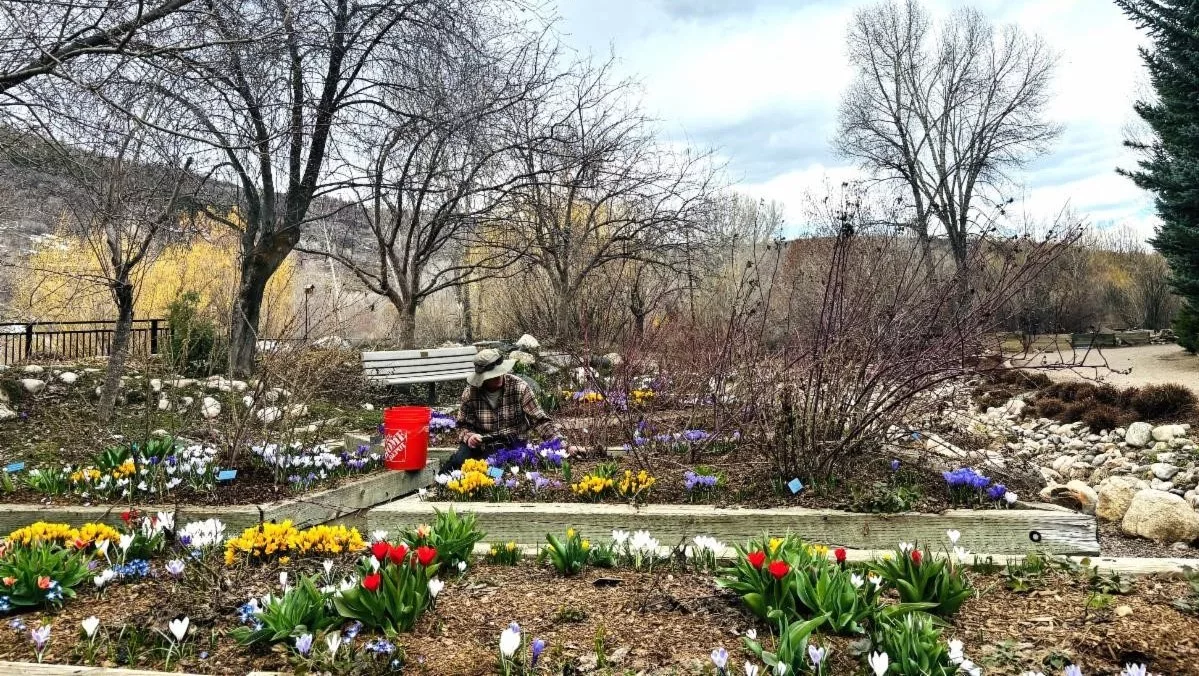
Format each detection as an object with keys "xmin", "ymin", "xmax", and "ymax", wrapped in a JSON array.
[
  {"xmin": 300, "ymin": 21, "xmax": 554, "ymax": 348},
  {"xmin": 126, "ymin": 0, "xmax": 497, "ymax": 374},
  {"xmin": 836, "ymin": 0, "xmax": 1059, "ymax": 286},
  {"xmin": 501, "ymin": 57, "xmax": 720, "ymax": 341},
  {"xmin": 10, "ymin": 86, "xmax": 195, "ymax": 420},
  {"xmin": 0, "ymin": 0, "xmax": 199, "ymax": 98}
]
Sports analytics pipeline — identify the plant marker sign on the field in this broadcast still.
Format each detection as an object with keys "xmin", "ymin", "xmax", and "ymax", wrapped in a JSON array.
[{"xmin": 4, "ymin": 462, "xmax": 24, "ymax": 473}]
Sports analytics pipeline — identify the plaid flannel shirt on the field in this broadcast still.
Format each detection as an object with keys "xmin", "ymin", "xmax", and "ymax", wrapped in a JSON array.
[{"xmin": 456, "ymin": 374, "xmax": 560, "ymax": 443}]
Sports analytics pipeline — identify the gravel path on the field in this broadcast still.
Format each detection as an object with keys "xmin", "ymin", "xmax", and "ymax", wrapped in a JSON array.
[{"xmin": 1012, "ymin": 344, "xmax": 1199, "ymax": 392}]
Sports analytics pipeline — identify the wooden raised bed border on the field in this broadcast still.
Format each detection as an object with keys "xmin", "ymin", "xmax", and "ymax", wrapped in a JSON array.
[
  {"xmin": 0, "ymin": 460, "xmax": 437, "ymax": 533},
  {"xmin": 369, "ymin": 496, "xmax": 1100, "ymax": 556}
]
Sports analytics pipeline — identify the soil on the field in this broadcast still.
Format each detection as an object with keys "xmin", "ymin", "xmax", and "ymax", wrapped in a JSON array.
[
  {"xmin": 0, "ymin": 558, "xmax": 1195, "ymax": 675},
  {"xmin": 1097, "ymin": 521, "xmax": 1195, "ymax": 559}
]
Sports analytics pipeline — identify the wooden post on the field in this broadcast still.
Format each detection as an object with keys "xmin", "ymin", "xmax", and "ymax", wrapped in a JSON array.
[
  {"xmin": 150, "ymin": 319, "xmax": 160, "ymax": 355},
  {"xmin": 22, "ymin": 323, "xmax": 32, "ymax": 358},
  {"xmin": 426, "ymin": 381, "xmax": 437, "ymax": 405}
]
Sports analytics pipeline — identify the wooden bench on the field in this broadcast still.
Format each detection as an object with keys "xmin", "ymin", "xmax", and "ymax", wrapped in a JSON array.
[{"xmin": 362, "ymin": 346, "xmax": 478, "ymax": 402}]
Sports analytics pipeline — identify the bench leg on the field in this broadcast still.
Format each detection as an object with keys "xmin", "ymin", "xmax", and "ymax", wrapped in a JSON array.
[{"xmin": 426, "ymin": 381, "xmax": 438, "ymax": 406}]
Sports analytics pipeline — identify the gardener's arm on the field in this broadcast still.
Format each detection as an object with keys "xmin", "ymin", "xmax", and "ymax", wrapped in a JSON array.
[
  {"xmin": 456, "ymin": 386, "xmax": 483, "ymax": 447},
  {"xmin": 519, "ymin": 381, "xmax": 562, "ymax": 440}
]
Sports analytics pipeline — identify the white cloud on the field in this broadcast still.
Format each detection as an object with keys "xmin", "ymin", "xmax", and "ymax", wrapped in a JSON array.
[{"xmin": 555, "ymin": 0, "xmax": 1159, "ymax": 240}]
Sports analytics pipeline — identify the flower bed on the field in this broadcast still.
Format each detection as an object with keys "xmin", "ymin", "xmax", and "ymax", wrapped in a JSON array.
[{"xmin": 0, "ymin": 513, "xmax": 1191, "ymax": 675}]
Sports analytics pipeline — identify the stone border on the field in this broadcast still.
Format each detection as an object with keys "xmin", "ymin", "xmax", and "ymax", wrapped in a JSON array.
[
  {"xmin": 369, "ymin": 496, "xmax": 1101, "ymax": 555},
  {"xmin": 0, "ymin": 461, "xmax": 437, "ymax": 534}
]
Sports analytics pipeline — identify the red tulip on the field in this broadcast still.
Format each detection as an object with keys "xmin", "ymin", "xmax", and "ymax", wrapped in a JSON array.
[
  {"xmin": 371, "ymin": 541, "xmax": 391, "ymax": 561},
  {"xmin": 362, "ymin": 572, "xmax": 382, "ymax": 592},
  {"xmin": 767, "ymin": 560, "xmax": 791, "ymax": 580},
  {"xmin": 746, "ymin": 550, "xmax": 767, "ymax": 570},
  {"xmin": 36, "ymin": 576, "xmax": 51, "ymax": 590},
  {"xmin": 388, "ymin": 543, "xmax": 409, "ymax": 565},
  {"xmin": 120, "ymin": 509, "xmax": 136, "ymax": 524},
  {"xmin": 834, "ymin": 547, "xmax": 847, "ymax": 564},
  {"xmin": 416, "ymin": 546, "xmax": 437, "ymax": 566},
  {"xmin": 911, "ymin": 549, "xmax": 923, "ymax": 565}
]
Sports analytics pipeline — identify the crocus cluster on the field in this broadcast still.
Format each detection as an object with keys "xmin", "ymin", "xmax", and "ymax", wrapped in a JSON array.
[
  {"xmin": 942, "ymin": 467, "xmax": 1018, "ymax": 505},
  {"xmin": 683, "ymin": 470, "xmax": 718, "ymax": 492},
  {"xmin": 429, "ymin": 410, "xmax": 458, "ymax": 433},
  {"xmin": 487, "ymin": 439, "xmax": 567, "ymax": 469},
  {"xmin": 251, "ymin": 442, "xmax": 381, "ymax": 486}
]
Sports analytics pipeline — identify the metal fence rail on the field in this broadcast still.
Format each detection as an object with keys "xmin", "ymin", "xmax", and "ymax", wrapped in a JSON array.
[{"xmin": 0, "ymin": 319, "xmax": 167, "ymax": 365}]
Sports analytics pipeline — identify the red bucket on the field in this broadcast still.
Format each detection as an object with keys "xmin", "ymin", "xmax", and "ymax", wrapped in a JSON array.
[{"xmin": 381, "ymin": 406, "xmax": 431, "ymax": 471}]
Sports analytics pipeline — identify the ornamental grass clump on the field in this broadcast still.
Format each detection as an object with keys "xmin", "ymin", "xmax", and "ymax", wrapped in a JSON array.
[
  {"xmin": 743, "ymin": 614, "xmax": 829, "ymax": 676},
  {"xmin": 868, "ymin": 613, "xmax": 957, "ymax": 676},
  {"xmin": 223, "ymin": 522, "xmax": 366, "ymax": 565},
  {"xmin": 870, "ymin": 543, "xmax": 972, "ymax": 616},
  {"xmin": 333, "ymin": 542, "xmax": 439, "ymax": 636}
]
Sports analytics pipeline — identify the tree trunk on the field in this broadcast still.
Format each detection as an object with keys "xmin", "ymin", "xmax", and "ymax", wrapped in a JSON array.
[
  {"xmin": 98, "ymin": 282, "xmax": 135, "ymax": 423},
  {"xmin": 458, "ymin": 282, "xmax": 474, "ymax": 343},
  {"xmin": 554, "ymin": 285, "xmax": 577, "ymax": 342},
  {"xmin": 228, "ymin": 257, "xmax": 274, "ymax": 377},
  {"xmin": 397, "ymin": 301, "xmax": 418, "ymax": 349}
]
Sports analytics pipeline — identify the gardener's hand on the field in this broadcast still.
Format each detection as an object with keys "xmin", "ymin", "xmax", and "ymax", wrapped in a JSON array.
[
  {"xmin": 465, "ymin": 433, "xmax": 483, "ymax": 448},
  {"xmin": 567, "ymin": 444, "xmax": 584, "ymax": 457}
]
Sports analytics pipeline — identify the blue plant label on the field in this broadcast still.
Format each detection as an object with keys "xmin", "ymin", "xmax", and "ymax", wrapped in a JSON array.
[
  {"xmin": 217, "ymin": 469, "xmax": 237, "ymax": 482},
  {"xmin": 911, "ymin": 432, "xmax": 921, "ymax": 440},
  {"xmin": 787, "ymin": 478, "xmax": 804, "ymax": 494},
  {"xmin": 4, "ymin": 462, "xmax": 24, "ymax": 473},
  {"xmin": 487, "ymin": 467, "xmax": 505, "ymax": 480}
]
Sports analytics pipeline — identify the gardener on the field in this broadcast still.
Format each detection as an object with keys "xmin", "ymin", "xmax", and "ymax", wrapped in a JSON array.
[{"xmin": 445, "ymin": 348, "xmax": 564, "ymax": 472}]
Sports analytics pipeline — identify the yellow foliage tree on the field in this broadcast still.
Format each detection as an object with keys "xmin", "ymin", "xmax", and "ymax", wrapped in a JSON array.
[{"xmin": 9, "ymin": 214, "xmax": 297, "ymax": 335}]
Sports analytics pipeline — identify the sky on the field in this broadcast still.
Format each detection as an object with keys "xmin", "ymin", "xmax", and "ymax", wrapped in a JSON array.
[{"xmin": 553, "ymin": 0, "xmax": 1157, "ymax": 240}]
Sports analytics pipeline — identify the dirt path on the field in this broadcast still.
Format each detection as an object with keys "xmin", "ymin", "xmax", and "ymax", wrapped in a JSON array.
[{"xmin": 1012, "ymin": 343, "xmax": 1199, "ymax": 392}]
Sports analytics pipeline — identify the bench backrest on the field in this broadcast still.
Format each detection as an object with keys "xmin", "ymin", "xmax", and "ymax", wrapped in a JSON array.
[{"xmin": 362, "ymin": 346, "xmax": 478, "ymax": 384}]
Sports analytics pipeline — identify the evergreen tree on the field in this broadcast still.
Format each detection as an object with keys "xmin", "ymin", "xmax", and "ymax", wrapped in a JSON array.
[{"xmin": 1116, "ymin": 0, "xmax": 1199, "ymax": 351}]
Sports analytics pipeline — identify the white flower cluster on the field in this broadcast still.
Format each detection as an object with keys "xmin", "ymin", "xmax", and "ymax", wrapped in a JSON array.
[{"xmin": 177, "ymin": 518, "xmax": 226, "ymax": 550}]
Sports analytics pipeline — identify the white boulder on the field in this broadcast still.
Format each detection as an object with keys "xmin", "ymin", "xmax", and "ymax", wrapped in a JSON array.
[
  {"xmin": 19, "ymin": 379, "xmax": 45, "ymax": 394},
  {"xmin": 514, "ymin": 334, "xmax": 540, "ymax": 350},
  {"xmin": 361, "ymin": 403, "xmax": 374, "ymax": 411},
  {"xmin": 57, "ymin": 372, "xmax": 78, "ymax": 384},
  {"xmin": 1121, "ymin": 489, "xmax": 1199, "ymax": 543},
  {"xmin": 256, "ymin": 406, "xmax": 282, "ymax": 424},
  {"xmin": 157, "ymin": 397, "xmax": 171, "ymax": 411},
  {"xmin": 21, "ymin": 364, "xmax": 43, "ymax": 375},
  {"xmin": 1096, "ymin": 476, "xmax": 1148, "ymax": 522},
  {"xmin": 149, "ymin": 378, "xmax": 162, "ymax": 393},
  {"xmin": 1125, "ymin": 422, "xmax": 1153, "ymax": 448},
  {"xmin": 201, "ymin": 396, "xmax": 221, "ymax": 419},
  {"xmin": 509, "ymin": 350, "xmax": 536, "ymax": 366},
  {"xmin": 286, "ymin": 404, "xmax": 309, "ymax": 418},
  {"xmin": 0, "ymin": 403, "xmax": 17, "ymax": 421}
]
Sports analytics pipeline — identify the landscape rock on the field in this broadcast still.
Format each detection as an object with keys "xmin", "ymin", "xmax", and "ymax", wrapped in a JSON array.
[
  {"xmin": 1040, "ymin": 481, "xmax": 1096, "ymax": 513},
  {"xmin": 19, "ymin": 379, "xmax": 45, "ymax": 394},
  {"xmin": 201, "ymin": 396, "xmax": 221, "ymax": 419},
  {"xmin": 509, "ymin": 350, "xmax": 536, "ymax": 366},
  {"xmin": 1152, "ymin": 424, "xmax": 1187, "ymax": 442},
  {"xmin": 179, "ymin": 396, "xmax": 194, "ymax": 410},
  {"xmin": 1125, "ymin": 422, "xmax": 1153, "ymax": 448},
  {"xmin": 1121, "ymin": 489, "xmax": 1199, "ymax": 543},
  {"xmin": 0, "ymin": 403, "xmax": 17, "ymax": 421},
  {"xmin": 231, "ymin": 380, "xmax": 248, "ymax": 393},
  {"xmin": 256, "ymin": 406, "xmax": 282, "ymax": 424},
  {"xmin": 57, "ymin": 372, "xmax": 78, "ymax": 384},
  {"xmin": 286, "ymin": 404, "xmax": 309, "ymax": 418},
  {"xmin": 514, "ymin": 334, "xmax": 540, "ymax": 350},
  {"xmin": 169, "ymin": 378, "xmax": 197, "ymax": 388},
  {"xmin": 21, "ymin": 364, "xmax": 43, "ymax": 374},
  {"xmin": 312, "ymin": 336, "xmax": 351, "ymax": 350},
  {"xmin": 1065, "ymin": 480, "xmax": 1098, "ymax": 514},
  {"xmin": 157, "ymin": 397, "xmax": 171, "ymax": 411},
  {"xmin": 149, "ymin": 378, "xmax": 162, "ymax": 393},
  {"xmin": 361, "ymin": 403, "xmax": 374, "ymax": 411},
  {"xmin": 1150, "ymin": 463, "xmax": 1181, "ymax": 481}
]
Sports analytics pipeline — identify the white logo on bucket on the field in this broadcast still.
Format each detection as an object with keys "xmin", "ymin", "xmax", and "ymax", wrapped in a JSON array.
[{"xmin": 384, "ymin": 430, "xmax": 408, "ymax": 462}]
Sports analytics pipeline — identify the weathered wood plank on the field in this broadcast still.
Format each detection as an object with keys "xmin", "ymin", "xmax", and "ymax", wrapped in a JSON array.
[
  {"xmin": 0, "ymin": 663, "xmax": 237, "ymax": 675},
  {"xmin": 369, "ymin": 497, "xmax": 1100, "ymax": 555},
  {"xmin": 0, "ymin": 463, "xmax": 437, "ymax": 535}
]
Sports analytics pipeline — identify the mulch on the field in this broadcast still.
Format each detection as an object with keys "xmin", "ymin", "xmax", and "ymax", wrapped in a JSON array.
[{"xmin": 0, "ymin": 558, "xmax": 1195, "ymax": 675}]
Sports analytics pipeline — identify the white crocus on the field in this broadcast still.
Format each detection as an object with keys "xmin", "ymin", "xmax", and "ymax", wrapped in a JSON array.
[
  {"xmin": 611, "ymin": 529, "xmax": 630, "ymax": 546},
  {"xmin": 81, "ymin": 616, "xmax": 100, "ymax": 638},
  {"xmin": 945, "ymin": 529, "xmax": 961, "ymax": 545},
  {"xmin": 952, "ymin": 547, "xmax": 970, "ymax": 565},
  {"xmin": 744, "ymin": 663, "xmax": 760, "ymax": 676},
  {"xmin": 1004, "ymin": 491, "xmax": 1018, "ymax": 505},
  {"xmin": 168, "ymin": 617, "xmax": 189, "ymax": 642},
  {"xmin": 867, "ymin": 573, "xmax": 883, "ymax": 588},
  {"xmin": 325, "ymin": 632, "xmax": 342, "ymax": 658},
  {"xmin": 369, "ymin": 530, "xmax": 389, "ymax": 542},
  {"xmin": 323, "ymin": 560, "xmax": 334, "ymax": 577},
  {"xmin": 745, "ymin": 629, "xmax": 757, "ymax": 641},
  {"xmin": 279, "ymin": 571, "xmax": 288, "ymax": 590},
  {"xmin": 774, "ymin": 663, "xmax": 787, "ymax": 675},
  {"xmin": 959, "ymin": 658, "xmax": 982, "ymax": 676},
  {"xmin": 849, "ymin": 573, "xmax": 864, "ymax": 588},
  {"xmin": 498, "ymin": 623, "xmax": 521, "ymax": 658},
  {"xmin": 428, "ymin": 578, "xmax": 444, "ymax": 598},
  {"xmin": 868, "ymin": 651, "xmax": 890, "ymax": 676},
  {"xmin": 118, "ymin": 534, "xmax": 134, "ymax": 553},
  {"xmin": 947, "ymin": 639, "xmax": 964, "ymax": 664},
  {"xmin": 898, "ymin": 542, "xmax": 914, "ymax": 554}
]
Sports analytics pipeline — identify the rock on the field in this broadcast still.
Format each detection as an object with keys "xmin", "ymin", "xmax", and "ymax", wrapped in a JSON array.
[
  {"xmin": 1039, "ymin": 467, "xmax": 1063, "ymax": 483},
  {"xmin": 1096, "ymin": 476, "xmax": 1148, "ymax": 522},
  {"xmin": 157, "ymin": 397, "xmax": 171, "ymax": 411},
  {"xmin": 21, "ymin": 364, "xmax": 43, "ymax": 374},
  {"xmin": 201, "ymin": 396, "xmax": 221, "ymax": 420},
  {"xmin": 1152, "ymin": 424, "xmax": 1187, "ymax": 442},
  {"xmin": 1003, "ymin": 399, "xmax": 1027, "ymax": 417},
  {"xmin": 1150, "ymin": 479, "xmax": 1175, "ymax": 492},
  {"xmin": 179, "ymin": 396, "xmax": 194, "ymax": 410},
  {"xmin": 242, "ymin": 395, "xmax": 254, "ymax": 408},
  {"xmin": 264, "ymin": 389, "xmax": 280, "ymax": 403},
  {"xmin": 286, "ymin": 404, "xmax": 308, "ymax": 417},
  {"xmin": 509, "ymin": 350, "xmax": 536, "ymax": 366},
  {"xmin": 0, "ymin": 403, "xmax": 17, "ymax": 421},
  {"xmin": 514, "ymin": 333, "xmax": 540, "ymax": 350},
  {"xmin": 1126, "ymin": 422, "xmax": 1153, "ymax": 448},
  {"xmin": 151, "ymin": 428, "xmax": 170, "ymax": 438},
  {"xmin": 1150, "ymin": 463, "xmax": 1181, "ymax": 481},
  {"xmin": 169, "ymin": 378, "xmax": 197, "ymax": 388},
  {"xmin": 231, "ymin": 380, "xmax": 248, "ymax": 393},
  {"xmin": 1121, "ymin": 489, "xmax": 1199, "ymax": 543},
  {"xmin": 603, "ymin": 352, "xmax": 623, "ymax": 367},
  {"xmin": 312, "ymin": 336, "xmax": 351, "ymax": 350},
  {"xmin": 256, "ymin": 406, "xmax": 282, "ymax": 423},
  {"xmin": 149, "ymin": 378, "xmax": 162, "ymax": 393},
  {"xmin": 19, "ymin": 379, "xmax": 45, "ymax": 394},
  {"xmin": 1066, "ymin": 480, "xmax": 1099, "ymax": 514},
  {"xmin": 361, "ymin": 403, "xmax": 374, "ymax": 411},
  {"xmin": 82, "ymin": 368, "xmax": 100, "ymax": 374},
  {"xmin": 57, "ymin": 372, "xmax": 78, "ymax": 384}
]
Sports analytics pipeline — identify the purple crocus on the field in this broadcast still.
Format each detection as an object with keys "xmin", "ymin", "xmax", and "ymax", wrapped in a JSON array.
[
  {"xmin": 531, "ymin": 638, "xmax": 546, "ymax": 667},
  {"xmin": 165, "ymin": 559, "xmax": 186, "ymax": 578},
  {"xmin": 30, "ymin": 624, "xmax": 50, "ymax": 652},
  {"xmin": 295, "ymin": 633, "xmax": 313, "ymax": 656},
  {"xmin": 890, "ymin": 459, "xmax": 901, "ymax": 471}
]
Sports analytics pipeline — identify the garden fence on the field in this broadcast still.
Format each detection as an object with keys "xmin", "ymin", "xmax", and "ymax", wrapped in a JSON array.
[{"xmin": 0, "ymin": 319, "xmax": 167, "ymax": 365}]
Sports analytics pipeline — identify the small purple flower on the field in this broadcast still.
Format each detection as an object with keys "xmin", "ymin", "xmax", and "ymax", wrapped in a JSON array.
[
  {"xmin": 30, "ymin": 624, "xmax": 50, "ymax": 651},
  {"xmin": 987, "ymin": 483, "xmax": 1008, "ymax": 501},
  {"xmin": 165, "ymin": 559, "xmax": 186, "ymax": 577},
  {"xmin": 890, "ymin": 459, "xmax": 901, "ymax": 471},
  {"xmin": 344, "ymin": 621, "xmax": 362, "ymax": 640},
  {"xmin": 531, "ymin": 638, "xmax": 546, "ymax": 667},
  {"xmin": 295, "ymin": 633, "xmax": 313, "ymax": 656},
  {"xmin": 504, "ymin": 477, "xmax": 519, "ymax": 490}
]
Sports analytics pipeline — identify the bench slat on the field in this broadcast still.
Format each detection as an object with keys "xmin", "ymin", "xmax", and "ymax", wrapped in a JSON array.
[
  {"xmin": 363, "ymin": 347, "xmax": 477, "ymax": 361},
  {"xmin": 365, "ymin": 365, "xmax": 475, "ymax": 379},
  {"xmin": 363, "ymin": 354, "xmax": 477, "ymax": 370},
  {"xmin": 367, "ymin": 372, "xmax": 472, "ymax": 385}
]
